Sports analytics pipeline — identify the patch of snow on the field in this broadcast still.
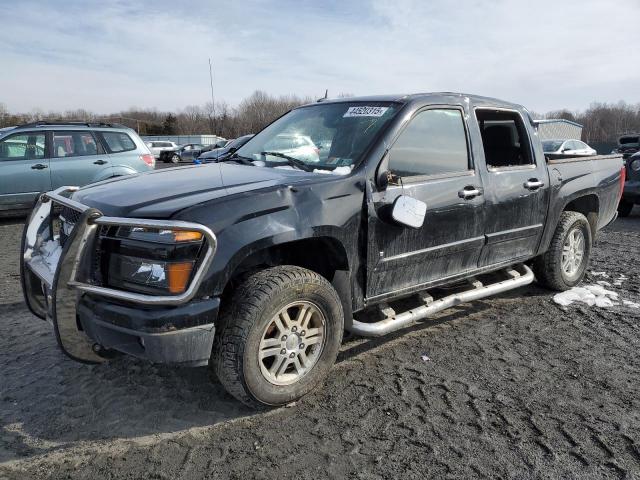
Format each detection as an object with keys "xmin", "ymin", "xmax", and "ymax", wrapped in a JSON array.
[
  {"xmin": 421, "ymin": 355, "xmax": 431, "ymax": 362},
  {"xmin": 596, "ymin": 280, "xmax": 611, "ymax": 287},
  {"xmin": 553, "ymin": 285, "xmax": 618, "ymax": 308},
  {"xmin": 590, "ymin": 271, "xmax": 609, "ymax": 278},
  {"xmin": 623, "ymin": 300, "xmax": 640, "ymax": 309}
]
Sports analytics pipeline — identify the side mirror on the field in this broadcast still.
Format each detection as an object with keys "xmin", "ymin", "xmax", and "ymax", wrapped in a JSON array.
[
  {"xmin": 391, "ymin": 195, "xmax": 427, "ymax": 229},
  {"xmin": 377, "ymin": 169, "xmax": 390, "ymax": 190}
]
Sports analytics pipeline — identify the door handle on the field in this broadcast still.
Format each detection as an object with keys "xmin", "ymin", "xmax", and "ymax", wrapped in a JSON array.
[
  {"xmin": 458, "ymin": 186, "xmax": 482, "ymax": 199},
  {"xmin": 524, "ymin": 179, "xmax": 544, "ymax": 190},
  {"xmin": 31, "ymin": 163, "xmax": 48, "ymax": 170},
  {"xmin": 93, "ymin": 159, "xmax": 108, "ymax": 165}
]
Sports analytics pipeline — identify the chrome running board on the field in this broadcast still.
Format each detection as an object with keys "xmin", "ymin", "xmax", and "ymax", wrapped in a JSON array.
[{"xmin": 348, "ymin": 264, "xmax": 534, "ymax": 337}]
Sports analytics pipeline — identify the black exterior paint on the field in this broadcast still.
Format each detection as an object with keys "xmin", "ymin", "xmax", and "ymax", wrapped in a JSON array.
[{"xmin": 71, "ymin": 93, "xmax": 623, "ymax": 323}]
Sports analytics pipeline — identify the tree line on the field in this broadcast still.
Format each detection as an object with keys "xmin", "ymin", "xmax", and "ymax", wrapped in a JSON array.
[{"xmin": 1, "ymin": 92, "xmax": 638, "ymax": 143}]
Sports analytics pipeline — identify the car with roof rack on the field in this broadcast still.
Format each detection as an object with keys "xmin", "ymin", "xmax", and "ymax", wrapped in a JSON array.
[
  {"xmin": 21, "ymin": 93, "xmax": 623, "ymax": 407},
  {"xmin": 1, "ymin": 122, "xmax": 154, "ymax": 215}
]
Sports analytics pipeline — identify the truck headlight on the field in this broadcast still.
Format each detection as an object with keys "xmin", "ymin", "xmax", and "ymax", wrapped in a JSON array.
[
  {"xmin": 631, "ymin": 159, "xmax": 640, "ymax": 172},
  {"xmin": 101, "ymin": 227, "xmax": 205, "ymax": 295}
]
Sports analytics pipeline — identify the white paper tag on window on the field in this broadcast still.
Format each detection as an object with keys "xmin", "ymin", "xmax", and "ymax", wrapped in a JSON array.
[{"xmin": 343, "ymin": 106, "xmax": 389, "ymax": 118}]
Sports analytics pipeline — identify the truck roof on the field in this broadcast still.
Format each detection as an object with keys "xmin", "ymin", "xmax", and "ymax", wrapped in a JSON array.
[{"xmin": 309, "ymin": 92, "xmax": 526, "ymax": 111}]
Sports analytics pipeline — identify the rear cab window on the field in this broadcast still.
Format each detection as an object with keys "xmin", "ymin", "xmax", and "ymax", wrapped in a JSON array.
[
  {"xmin": 475, "ymin": 109, "xmax": 534, "ymax": 169},
  {"xmin": 387, "ymin": 108, "xmax": 471, "ymax": 180},
  {"xmin": 98, "ymin": 131, "xmax": 137, "ymax": 153}
]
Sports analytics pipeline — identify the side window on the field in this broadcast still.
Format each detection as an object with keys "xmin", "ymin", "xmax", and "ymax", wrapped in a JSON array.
[
  {"xmin": 476, "ymin": 110, "xmax": 534, "ymax": 168},
  {"xmin": 388, "ymin": 109, "xmax": 469, "ymax": 178},
  {"xmin": 0, "ymin": 133, "xmax": 46, "ymax": 160},
  {"xmin": 100, "ymin": 132, "xmax": 137, "ymax": 153},
  {"xmin": 52, "ymin": 131, "xmax": 98, "ymax": 158}
]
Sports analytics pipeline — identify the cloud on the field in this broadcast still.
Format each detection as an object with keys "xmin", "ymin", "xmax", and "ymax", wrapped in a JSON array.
[{"xmin": 0, "ymin": 0, "xmax": 638, "ymax": 113}]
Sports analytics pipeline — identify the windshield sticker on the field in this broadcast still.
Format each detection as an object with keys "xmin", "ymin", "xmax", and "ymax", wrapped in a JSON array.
[{"xmin": 343, "ymin": 106, "xmax": 389, "ymax": 118}]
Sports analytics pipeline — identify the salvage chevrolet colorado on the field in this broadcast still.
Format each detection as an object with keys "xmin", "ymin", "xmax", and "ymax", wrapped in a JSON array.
[{"xmin": 21, "ymin": 93, "xmax": 624, "ymax": 407}]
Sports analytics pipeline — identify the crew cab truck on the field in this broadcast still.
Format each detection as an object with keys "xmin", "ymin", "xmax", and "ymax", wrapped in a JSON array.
[{"xmin": 21, "ymin": 93, "xmax": 624, "ymax": 407}]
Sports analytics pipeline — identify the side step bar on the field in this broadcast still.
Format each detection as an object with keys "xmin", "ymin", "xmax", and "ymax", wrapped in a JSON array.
[{"xmin": 348, "ymin": 264, "xmax": 534, "ymax": 337}]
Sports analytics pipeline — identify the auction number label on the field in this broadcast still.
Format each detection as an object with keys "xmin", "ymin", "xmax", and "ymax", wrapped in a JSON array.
[{"xmin": 343, "ymin": 106, "xmax": 389, "ymax": 118}]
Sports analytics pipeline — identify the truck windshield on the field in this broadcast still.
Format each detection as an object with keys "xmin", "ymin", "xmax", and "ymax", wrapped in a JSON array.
[{"xmin": 235, "ymin": 102, "xmax": 400, "ymax": 173}]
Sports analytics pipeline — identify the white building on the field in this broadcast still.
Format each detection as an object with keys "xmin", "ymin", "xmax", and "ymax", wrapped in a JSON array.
[
  {"xmin": 535, "ymin": 119, "xmax": 583, "ymax": 141},
  {"xmin": 141, "ymin": 134, "xmax": 226, "ymax": 146}
]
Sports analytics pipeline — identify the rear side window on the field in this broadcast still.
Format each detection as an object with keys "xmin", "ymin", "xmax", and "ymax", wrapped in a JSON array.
[
  {"xmin": 100, "ymin": 132, "xmax": 136, "ymax": 153},
  {"xmin": 0, "ymin": 132, "xmax": 46, "ymax": 160},
  {"xmin": 53, "ymin": 131, "xmax": 98, "ymax": 158},
  {"xmin": 388, "ymin": 109, "xmax": 470, "ymax": 178}
]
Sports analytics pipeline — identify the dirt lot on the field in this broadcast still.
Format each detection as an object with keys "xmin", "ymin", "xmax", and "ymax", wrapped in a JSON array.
[{"xmin": 1, "ymin": 208, "xmax": 639, "ymax": 479}]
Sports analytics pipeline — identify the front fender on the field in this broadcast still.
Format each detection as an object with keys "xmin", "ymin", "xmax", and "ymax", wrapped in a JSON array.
[{"xmin": 173, "ymin": 173, "xmax": 366, "ymax": 307}]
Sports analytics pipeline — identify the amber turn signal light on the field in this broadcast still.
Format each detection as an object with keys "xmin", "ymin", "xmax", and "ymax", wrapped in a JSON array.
[
  {"xmin": 167, "ymin": 262, "xmax": 194, "ymax": 293},
  {"xmin": 172, "ymin": 230, "xmax": 203, "ymax": 242}
]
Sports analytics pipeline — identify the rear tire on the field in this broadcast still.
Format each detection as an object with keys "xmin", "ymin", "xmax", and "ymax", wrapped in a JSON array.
[
  {"xmin": 618, "ymin": 199, "xmax": 633, "ymax": 217},
  {"xmin": 533, "ymin": 211, "xmax": 592, "ymax": 291},
  {"xmin": 211, "ymin": 266, "xmax": 344, "ymax": 408}
]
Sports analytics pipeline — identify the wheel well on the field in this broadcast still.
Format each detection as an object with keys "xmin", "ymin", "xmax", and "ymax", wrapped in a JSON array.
[
  {"xmin": 564, "ymin": 194, "xmax": 599, "ymax": 238},
  {"xmin": 221, "ymin": 237, "xmax": 350, "ymax": 298}
]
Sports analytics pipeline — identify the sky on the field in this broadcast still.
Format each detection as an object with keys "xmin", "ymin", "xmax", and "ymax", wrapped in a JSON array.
[{"xmin": 1, "ymin": 0, "xmax": 639, "ymax": 115}]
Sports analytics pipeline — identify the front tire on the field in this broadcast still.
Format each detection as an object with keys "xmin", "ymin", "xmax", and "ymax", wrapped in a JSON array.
[
  {"xmin": 533, "ymin": 211, "xmax": 592, "ymax": 291},
  {"xmin": 211, "ymin": 266, "xmax": 344, "ymax": 407},
  {"xmin": 170, "ymin": 154, "xmax": 180, "ymax": 164},
  {"xmin": 618, "ymin": 199, "xmax": 633, "ymax": 217}
]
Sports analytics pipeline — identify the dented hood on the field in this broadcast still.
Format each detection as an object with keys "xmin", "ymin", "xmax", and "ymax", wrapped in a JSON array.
[{"xmin": 72, "ymin": 163, "xmax": 315, "ymax": 218}]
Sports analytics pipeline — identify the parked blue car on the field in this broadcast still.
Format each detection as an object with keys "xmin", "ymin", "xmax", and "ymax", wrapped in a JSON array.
[
  {"xmin": 195, "ymin": 134, "xmax": 254, "ymax": 163},
  {"xmin": 0, "ymin": 122, "xmax": 155, "ymax": 215}
]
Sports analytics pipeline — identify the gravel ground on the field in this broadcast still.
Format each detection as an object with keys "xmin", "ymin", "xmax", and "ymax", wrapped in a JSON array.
[{"xmin": 1, "ymin": 207, "xmax": 639, "ymax": 479}]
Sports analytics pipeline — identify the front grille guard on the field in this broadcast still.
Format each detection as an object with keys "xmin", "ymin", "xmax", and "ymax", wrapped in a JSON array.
[
  {"xmin": 21, "ymin": 186, "xmax": 218, "ymax": 363},
  {"xmin": 23, "ymin": 186, "xmax": 218, "ymax": 307}
]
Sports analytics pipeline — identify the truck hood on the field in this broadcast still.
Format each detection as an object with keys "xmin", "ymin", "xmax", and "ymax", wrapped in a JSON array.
[{"xmin": 72, "ymin": 163, "xmax": 316, "ymax": 218}]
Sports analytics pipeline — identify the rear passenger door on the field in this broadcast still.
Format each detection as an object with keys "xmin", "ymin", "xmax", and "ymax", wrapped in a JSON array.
[
  {"xmin": 367, "ymin": 107, "xmax": 486, "ymax": 299},
  {"xmin": 49, "ymin": 131, "xmax": 112, "ymax": 188},
  {"xmin": 474, "ymin": 109, "xmax": 550, "ymax": 267},
  {"xmin": 0, "ymin": 131, "xmax": 50, "ymax": 211}
]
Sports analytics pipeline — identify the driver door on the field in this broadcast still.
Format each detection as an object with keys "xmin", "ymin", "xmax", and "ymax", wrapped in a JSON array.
[{"xmin": 366, "ymin": 107, "xmax": 486, "ymax": 300}]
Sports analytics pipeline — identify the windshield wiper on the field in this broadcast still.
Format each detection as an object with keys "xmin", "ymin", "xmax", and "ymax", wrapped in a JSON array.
[
  {"xmin": 222, "ymin": 153, "xmax": 255, "ymax": 166},
  {"xmin": 260, "ymin": 151, "xmax": 313, "ymax": 172}
]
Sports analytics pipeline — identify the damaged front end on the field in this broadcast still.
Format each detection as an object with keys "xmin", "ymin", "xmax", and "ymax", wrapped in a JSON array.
[{"xmin": 21, "ymin": 187, "xmax": 219, "ymax": 365}]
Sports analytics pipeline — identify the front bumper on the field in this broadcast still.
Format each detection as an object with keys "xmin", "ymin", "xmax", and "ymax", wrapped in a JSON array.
[
  {"xmin": 20, "ymin": 186, "xmax": 218, "ymax": 365},
  {"xmin": 78, "ymin": 296, "xmax": 219, "ymax": 366}
]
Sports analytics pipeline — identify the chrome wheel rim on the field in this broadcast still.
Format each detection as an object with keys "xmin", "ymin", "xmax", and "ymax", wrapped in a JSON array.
[
  {"xmin": 172, "ymin": 155, "xmax": 179, "ymax": 163},
  {"xmin": 561, "ymin": 227, "xmax": 585, "ymax": 277},
  {"xmin": 258, "ymin": 301, "xmax": 326, "ymax": 386}
]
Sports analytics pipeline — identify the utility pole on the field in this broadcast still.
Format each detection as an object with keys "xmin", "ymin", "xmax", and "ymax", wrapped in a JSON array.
[{"xmin": 208, "ymin": 58, "xmax": 215, "ymax": 135}]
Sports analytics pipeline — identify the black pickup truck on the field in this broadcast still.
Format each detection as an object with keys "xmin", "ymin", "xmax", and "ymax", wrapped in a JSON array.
[{"xmin": 21, "ymin": 93, "xmax": 624, "ymax": 407}]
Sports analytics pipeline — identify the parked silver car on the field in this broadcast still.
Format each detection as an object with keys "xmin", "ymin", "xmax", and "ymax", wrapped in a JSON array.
[
  {"xmin": 255, "ymin": 134, "xmax": 320, "ymax": 164},
  {"xmin": 0, "ymin": 122, "xmax": 155, "ymax": 215},
  {"xmin": 542, "ymin": 139, "xmax": 597, "ymax": 156},
  {"xmin": 146, "ymin": 140, "xmax": 179, "ymax": 159}
]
